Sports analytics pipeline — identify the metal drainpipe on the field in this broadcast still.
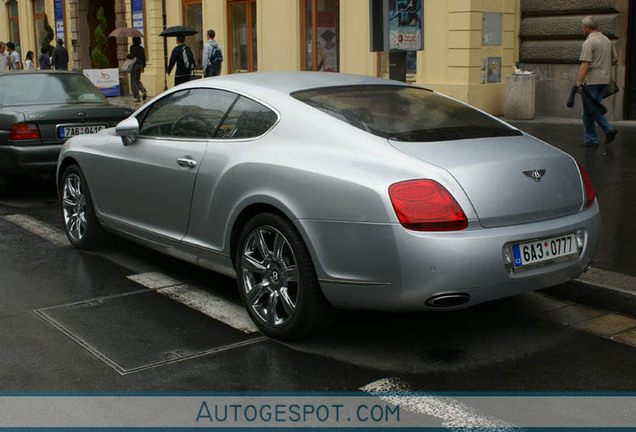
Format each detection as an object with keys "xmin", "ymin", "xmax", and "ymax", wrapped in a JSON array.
[{"xmin": 162, "ymin": 0, "xmax": 168, "ymax": 90}]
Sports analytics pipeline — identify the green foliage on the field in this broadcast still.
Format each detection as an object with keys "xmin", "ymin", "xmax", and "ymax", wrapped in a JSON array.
[
  {"xmin": 91, "ymin": 6, "xmax": 109, "ymax": 69},
  {"xmin": 41, "ymin": 13, "xmax": 55, "ymax": 54}
]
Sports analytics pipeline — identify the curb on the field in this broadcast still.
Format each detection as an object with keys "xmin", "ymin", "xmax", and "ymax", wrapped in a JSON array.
[{"xmin": 544, "ymin": 268, "xmax": 636, "ymax": 317}]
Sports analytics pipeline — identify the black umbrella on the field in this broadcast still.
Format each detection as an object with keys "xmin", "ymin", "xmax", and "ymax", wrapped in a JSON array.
[{"xmin": 159, "ymin": 26, "xmax": 198, "ymax": 37}]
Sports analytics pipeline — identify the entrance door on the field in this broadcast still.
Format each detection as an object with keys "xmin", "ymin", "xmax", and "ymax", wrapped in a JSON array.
[
  {"xmin": 228, "ymin": 0, "xmax": 257, "ymax": 73},
  {"xmin": 626, "ymin": 3, "xmax": 636, "ymax": 119}
]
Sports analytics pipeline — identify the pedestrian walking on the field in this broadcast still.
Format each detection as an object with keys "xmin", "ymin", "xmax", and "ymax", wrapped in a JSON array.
[
  {"xmin": 167, "ymin": 35, "xmax": 194, "ymax": 86},
  {"xmin": 202, "ymin": 29, "xmax": 223, "ymax": 77},
  {"xmin": 0, "ymin": 42, "xmax": 10, "ymax": 71},
  {"xmin": 6, "ymin": 42, "xmax": 21, "ymax": 70},
  {"xmin": 575, "ymin": 16, "xmax": 618, "ymax": 149},
  {"xmin": 51, "ymin": 38, "xmax": 69, "ymax": 70},
  {"xmin": 129, "ymin": 37, "xmax": 147, "ymax": 102},
  {"xmin": 24, "ymin": 51, "xmax": 35, "ymax": 70},
  {"xmin": 38, "ymin": 47, "xmax": 51, "ymax": 70}
]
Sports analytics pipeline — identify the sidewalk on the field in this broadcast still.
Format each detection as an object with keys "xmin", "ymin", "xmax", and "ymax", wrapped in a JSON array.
[{"xmin": 508, "ymin": 116, "xmax": 636, "ymax": 316}]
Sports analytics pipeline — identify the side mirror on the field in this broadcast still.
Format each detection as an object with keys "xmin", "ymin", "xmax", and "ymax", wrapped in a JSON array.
[{"xmin": 115, "ymin": 117, "xmax": 140, "ymax": 146}]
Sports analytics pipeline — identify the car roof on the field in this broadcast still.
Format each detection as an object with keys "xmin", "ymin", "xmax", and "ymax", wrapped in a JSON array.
[{"xmin": 181, "ymin": 71, "xmax": 413, "ymax": 96}]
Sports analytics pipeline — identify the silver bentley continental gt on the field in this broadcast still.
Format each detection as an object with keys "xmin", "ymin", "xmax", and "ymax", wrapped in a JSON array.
[{"xmin": 57, "ymin": 72, "xmax": 600, "ymax": 339}]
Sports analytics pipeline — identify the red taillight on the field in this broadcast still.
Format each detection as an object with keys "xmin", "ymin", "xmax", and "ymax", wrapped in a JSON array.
[
  {"xmin": 577, "ymin": 163, "xmax": 595, "ymax": 207},
  {"xmin": 9, "ymin": 123, "xmax": 41, "ymax": 140},
  {"xmin": 389, "ymin": 179, "xmax": 468, "ymax": 231}
]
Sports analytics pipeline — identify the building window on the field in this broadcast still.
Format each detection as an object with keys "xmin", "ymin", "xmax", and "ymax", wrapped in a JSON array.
[
  {"xmin": 33, "ymin": 0, "xmax": 46, "ymax": 55},
  {"xmin": 228, "ymin": 0, "xmax": 257, "ymax": 74},
  {"xmin": 301, "ymin": 0, "xmax": 339, "ymax": 72},
  {"xmin": 182, "ymin": 0, "xmax": 203, "ymax": 71},
  {"xmin": 8, "ymin": 0, "xmax": 20, "ymax": 53}
]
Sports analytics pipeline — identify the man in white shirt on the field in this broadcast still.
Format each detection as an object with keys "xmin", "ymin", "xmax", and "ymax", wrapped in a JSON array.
[
  {"xmin": 0, "ymin": 42, "xmax": 10, "ymax": 71},
  {"xmin": 6, "ymin": 42, "xmax": 21, "ymax": 70}
]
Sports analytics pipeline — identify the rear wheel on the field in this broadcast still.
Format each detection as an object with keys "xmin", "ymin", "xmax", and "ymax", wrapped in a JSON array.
[
  {"xmin": 236, "ymin": 212, "xmax": 335, "ymax": 340},
  {"xmin": 60, "ymin": 164, "xmax": 104, "ymax": 249}
]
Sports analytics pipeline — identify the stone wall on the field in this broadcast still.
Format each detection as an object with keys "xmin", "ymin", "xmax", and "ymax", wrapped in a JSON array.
[{"xmin": 518, "ymin": 0, "xmax": 625, "ymax": 118}]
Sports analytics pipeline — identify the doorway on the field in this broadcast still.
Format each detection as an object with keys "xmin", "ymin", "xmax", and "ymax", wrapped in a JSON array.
[
  {"xmin": 88, "ymin": 0, "xmax": 117, "ymax": 68},
  {"xmin": 227, "ymin": 0, "xmax": 257, "ymax": 74},
  {"xmin": 625, "ymin": 3, "xmax": 636, "ymax": 119}
]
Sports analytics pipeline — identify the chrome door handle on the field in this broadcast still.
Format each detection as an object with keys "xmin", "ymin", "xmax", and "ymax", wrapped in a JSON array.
[{"xmin": 177, "ymin": 157, "xmax": 197, "ymax": 168}]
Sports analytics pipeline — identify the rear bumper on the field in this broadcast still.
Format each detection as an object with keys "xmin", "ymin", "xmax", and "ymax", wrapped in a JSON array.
[
  {"xmin": 299, "ymin": 201, "xmax": 601, "ymax": 311},
  {"xmin": 0, "ymin": 144, "xmax": 61, "ymax": 175}
]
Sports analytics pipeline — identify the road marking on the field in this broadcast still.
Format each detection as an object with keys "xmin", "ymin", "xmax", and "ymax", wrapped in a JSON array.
[
  {"xmin": 3, "ymin": 214, "xmax": 69, "ymax": 247},
  {"xmin": 361, "ymin": 378, "xmax": 517, "ymax": 430},
  {"xmin": 128, "ymin": 272, "xmax": 258, "ymax": 334}
]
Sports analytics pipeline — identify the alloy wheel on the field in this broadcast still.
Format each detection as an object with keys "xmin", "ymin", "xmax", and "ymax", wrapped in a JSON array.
[
  {"xmin": 240, "ymin": 225, "xmax": 299, "ymax": 327},
  {"xmin": 62, "ymin": 173, "xmax": 87, "ymax": 242}
]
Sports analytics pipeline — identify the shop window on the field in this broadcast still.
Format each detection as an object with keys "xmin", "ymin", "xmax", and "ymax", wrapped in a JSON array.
[
  {"xmin": 228, "ymin": 0, "xmax": 257, "ymax": 73},
  {"xmin": 8, "ymin": 0, "xmax": 20, "ymax": 53},
  {"xmin": 182, "ymin": 0, "xmax": 203, "ymax": 71},
  {"xmin": 33, "ymin": 0, "xmax": 46, "ymax": 58},
  {"xmin": 301, "ymin": 0, "xmax": 339, "ymax": 72}
]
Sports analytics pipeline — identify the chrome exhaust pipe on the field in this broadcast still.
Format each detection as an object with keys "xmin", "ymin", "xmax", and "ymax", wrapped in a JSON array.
[{"xmin": 426, "ymin": 293, "xmax": 471, "ymax": 308}]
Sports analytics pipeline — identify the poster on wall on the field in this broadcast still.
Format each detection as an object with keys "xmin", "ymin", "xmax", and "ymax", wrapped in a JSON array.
[
  {"xmin": 316, "ymin": 12, "xmax": 337, "ymax": 72},
  {"xmin": 389, "ymin": 0, "xmax": 423, "ymax": 51},
  {"xmin": 83, "ymin": 69, "xmax": 121, "ymax": 97},
  {"xmin": 132, "ymin": 0, "xmax": 145, "ymax": 43},
  {"xmin": 54, "ymin": 0, "xmax": 65, "ymax": 43}
]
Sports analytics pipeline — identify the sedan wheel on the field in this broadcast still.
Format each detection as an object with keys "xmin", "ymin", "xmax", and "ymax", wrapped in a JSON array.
[
  {"xmin": 236, "ymin": 213, "xmax": 335, "ymax": 339},
  {"xmin": 60, "ymin": 165, "xmax": 104, "ymax": 249}
]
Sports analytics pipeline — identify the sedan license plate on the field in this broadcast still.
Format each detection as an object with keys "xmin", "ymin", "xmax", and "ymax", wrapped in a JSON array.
[
  {"xmin": 58, "ymin": 124, "xmax": 105, "ymax": 139},
  {"xmin": 512, "ymin": 233, "xmax": 578, "ymax": 268}
]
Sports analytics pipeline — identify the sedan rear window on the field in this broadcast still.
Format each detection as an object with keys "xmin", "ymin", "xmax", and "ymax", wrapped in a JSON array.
[
  {"xmin": 0, "ymin": 73, "xmax": 106, "ymax": 106},
  {"xmin": 292, "ymin": 85, "xmax": 522, "ymax": 142}
]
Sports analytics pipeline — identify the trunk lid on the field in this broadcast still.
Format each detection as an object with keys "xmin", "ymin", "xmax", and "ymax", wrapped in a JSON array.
[{"xmin": 389, "ymin": 134, "xmax": 584, "ymax": 228}]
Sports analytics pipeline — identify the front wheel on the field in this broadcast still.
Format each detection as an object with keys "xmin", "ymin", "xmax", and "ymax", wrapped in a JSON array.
[
  {"xmin": 236, "ymin": 212, "xmax": 335, "ymax": 340},
  {"xmin": 60, "ymin": 164, "xmax": 105, "ymax": 249}
]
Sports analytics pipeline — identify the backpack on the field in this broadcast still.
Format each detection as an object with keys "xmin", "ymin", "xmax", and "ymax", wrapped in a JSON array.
[
  {"xmin": 182, "ymin": 45, "xmax": 196, "ymax": 71},
  {"xmin": 209, "ymin": 45, "xmax": 223, "ymax": 65}
]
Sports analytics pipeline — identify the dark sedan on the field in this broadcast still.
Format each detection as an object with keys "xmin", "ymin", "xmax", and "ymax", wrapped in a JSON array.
[{"xmin": 0, "ymin": 71, "xmax": 133, "ymax": 191}]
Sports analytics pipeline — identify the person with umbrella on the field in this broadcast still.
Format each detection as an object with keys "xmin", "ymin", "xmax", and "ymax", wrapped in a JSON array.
[
  {"xmin": 167, "ymin": 35, "xmax": 194, "ymax": 86},
  {"xmin": 128, "ymin": 36, "xmax": 147, "ymax": 102}
]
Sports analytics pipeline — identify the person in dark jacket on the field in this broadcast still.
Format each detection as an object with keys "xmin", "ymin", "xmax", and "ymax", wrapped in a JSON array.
[
  {"xmin": 51, "ymin": 39, "xmax": 69, "ymax": 70},
  {"xmin": 129, "ymin": 37, "xmax": 147, "ymax": 102},
  {"xmin": 38, "ymin": 47, "xmax": 51, "ymax": 70},
  {"xmin": 167, "ymin": 35, "xmax": 191, "ymax": 86}
]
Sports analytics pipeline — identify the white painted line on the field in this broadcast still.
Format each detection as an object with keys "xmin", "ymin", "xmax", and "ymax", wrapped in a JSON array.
[
  {"xmin": 158, "ymin": 285, "xmax": 258, "ymax": 334},
  {"xmin": 361, "ymin": 378, "xmax": 517, "ymax": 430},
  {"xmin": 127, "ymin": 272, "xmax": 182, "ymax": 289},
  {"xmin": 127, "ymin": 272, "xmax": 258, "ymax": 334},
  {"xmin": 3, "ymin": 214, "xmax": 69, "ymax": 247}
]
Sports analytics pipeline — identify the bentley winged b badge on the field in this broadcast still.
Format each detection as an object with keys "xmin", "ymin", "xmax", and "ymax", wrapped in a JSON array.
[{"xmin": 522, "ymin": 169, "xmax": 546, "ymax": 182}]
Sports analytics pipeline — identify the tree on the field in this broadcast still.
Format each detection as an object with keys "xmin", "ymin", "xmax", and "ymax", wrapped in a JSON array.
[
  {"xmin": 41, "ymin": 13, "xmax": 55, "ymax": 54},
  {"xmin": 91, "ymin": 6, "xmax": 109, "ymax": 69}
]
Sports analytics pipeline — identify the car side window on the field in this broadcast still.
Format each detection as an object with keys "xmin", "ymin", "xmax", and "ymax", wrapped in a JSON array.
[
  {"xmin": 138, "ymin": 89, "xmax": 237, "ymax": 139},
  {"xmin": 215, "ymin": 96, "xmax": 278, "ymax": 139}
]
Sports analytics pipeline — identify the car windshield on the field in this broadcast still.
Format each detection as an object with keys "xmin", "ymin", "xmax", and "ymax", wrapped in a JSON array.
[
  {"xmin": 292, "ymin": 85, "xmax": 522, "ymax": 142},
  {"xmin": 0, "ymin": 73, "xmax": 107, "ymax": 106}
]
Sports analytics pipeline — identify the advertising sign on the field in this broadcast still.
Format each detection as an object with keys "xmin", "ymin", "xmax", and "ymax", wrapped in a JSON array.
[
  {"xmin": 54, "ymin": 0, "xmax": 65, "ymax": 42},
  {"xmin": 316, "ymin": 12, "xmax": 338, "ymax": 72},
  {"xmin": 389, "ymin": 0, "xmax": 423, "ymax": 51},
  {"xmin": 83, "ymin": 69, "xmax": 121, "ymax": 97},
  {"xmin": 132, "ymin": 0, "xmax": 145, "ymax": 42}
]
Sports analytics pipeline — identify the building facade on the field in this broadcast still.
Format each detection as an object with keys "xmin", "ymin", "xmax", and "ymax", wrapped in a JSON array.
[{"xmin": 1, "ymin": 0, "xmax": 633, "ymax": 118}]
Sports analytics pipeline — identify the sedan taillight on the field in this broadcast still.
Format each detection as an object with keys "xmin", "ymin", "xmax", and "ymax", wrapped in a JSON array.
[
  {"xmin": 9, "ymin": 123, "xmax": 41, "ymax": 140},
  {"xmin": 577, "ymin": 163, "xmax": 595, "ymax": 207},
  {"xmin": 389, "ymin": 179, "xmax": 468, "ymax": 231}
]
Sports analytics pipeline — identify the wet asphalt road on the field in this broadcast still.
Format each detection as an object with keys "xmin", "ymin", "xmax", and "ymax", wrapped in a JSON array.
[{"xmin": 0, "ymin": 118, "xmax": 635, "ymax": 395}]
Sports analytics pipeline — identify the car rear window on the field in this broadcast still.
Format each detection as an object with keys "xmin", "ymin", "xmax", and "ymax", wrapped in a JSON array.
[
  {"xmin": 292, "ymin": 85, "xmax": 522, "ymax": 142},
  {"xmin": 0, "ymin": 73, "xmax": 107, "ymax": 106}
]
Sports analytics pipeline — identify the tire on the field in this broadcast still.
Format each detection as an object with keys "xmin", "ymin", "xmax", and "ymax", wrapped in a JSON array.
[
  {"xmin": 235, "ymin": 212, "xmax": 336, "ymax": 340},
  {"xmin": 59, "ymin": 164, "xmax": 105, "ymax": 250}
]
